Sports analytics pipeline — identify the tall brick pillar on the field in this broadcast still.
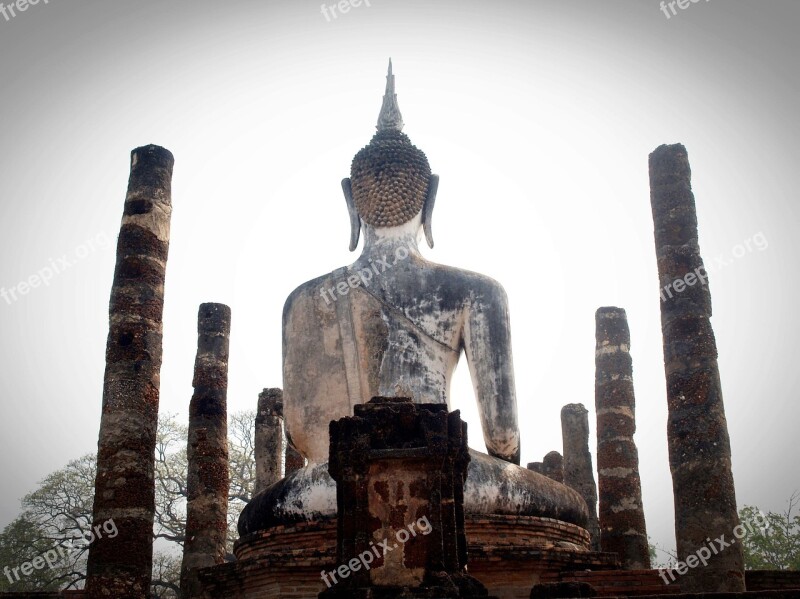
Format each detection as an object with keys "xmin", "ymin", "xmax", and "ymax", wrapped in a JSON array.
[
  {"xmin": 255, "ymin": 388, "xmax": 283, "ymax": 493},
  {"xmin": 649, "ymin": 144, "xmax": 744, "ymax": 591},
  {"xmin": 180, "ymin": 303, "xmax": 231, "ymax": 598},
  {"xmin": 595, "ymin": 307, "xmax": 650, "ymax": 569},
  {"xmin": 86, "ymin": 145, "xmax": 174, "ymax": 599},
  {"xmin": 561, "ymin": 403, "xmax": 601, "ymax": 552}
]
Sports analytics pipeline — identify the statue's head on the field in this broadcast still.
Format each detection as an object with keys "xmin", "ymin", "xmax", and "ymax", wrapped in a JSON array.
[{"xmin": 343, "ymin": 60, "xmax": 439, "ymax": 251}]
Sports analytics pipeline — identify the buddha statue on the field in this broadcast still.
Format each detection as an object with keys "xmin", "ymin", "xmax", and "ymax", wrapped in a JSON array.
[{"xmin": 239, "ymin": 61, "xmax": 588, "ymax": 536}]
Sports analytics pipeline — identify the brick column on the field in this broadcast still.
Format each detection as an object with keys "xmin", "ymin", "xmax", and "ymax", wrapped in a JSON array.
[
  {"xmin": 86, "ymin": 145, "xmax": 174, "ymax": 599},
  {"xmin": 561, "ymin": 403, "xmax": 601, "ymax": 552},
  {"xmin": 527, "ymin": 451, "xmax": 564, "ymax": 483},
  {"xmin": 255, "ymin": 388, "xmax": 283, "ymax": 493},
  {"xmin": 649, "ymin": 144, "xmax": 744, "ymax": 591},
  {"xmin": 180, "ymin": 303, "xmax": 231, "ymax": 598},
  {"xmin": 595, "ymin": 307, "xmax": 650, "ymax": 569}
]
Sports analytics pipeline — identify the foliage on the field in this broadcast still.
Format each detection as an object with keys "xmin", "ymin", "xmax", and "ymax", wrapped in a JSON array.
[
  {"xmin": 0, "ymin": 515, "xmax": 73, "ymax": 591},
  {"xmin": 0, "ymin": 411, "xmax": 259, "ymax": 594},
  {"xmin": 648, "ymin": 535, "xmax": 677, "ymax": 570},
  {"xmin": 740, "ymin": 493, "xmax": 800, "ymax": 571}
]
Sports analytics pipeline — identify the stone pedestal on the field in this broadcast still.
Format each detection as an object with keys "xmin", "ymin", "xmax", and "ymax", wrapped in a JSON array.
[
  {"xmin": 200, "ymin": 513, "xmax": 615, "ymax": 599},
  {"xmin": 320, "ymin": 397, "xmax": 492, "ymax": 598}
]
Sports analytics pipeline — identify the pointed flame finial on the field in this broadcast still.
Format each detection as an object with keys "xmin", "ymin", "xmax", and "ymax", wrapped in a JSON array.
[{"xmin": 377, "ymin": 58, "xmax": 404, "ymax": 132}]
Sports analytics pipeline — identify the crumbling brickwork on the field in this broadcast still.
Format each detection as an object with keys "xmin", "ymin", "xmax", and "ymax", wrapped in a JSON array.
[
  {"xmin": 86, "ymin": 145, "xmax": 174, "ymax": 599},
  {"xmin": 561, "ymin": 404, "xmax": 601, "ymax": 552},
  {"xmin": 255, "ymin": 388, "xmax": 283, "ymax": 493},
  {"xmin": 322, "ymin": 397, "xmax": 492, "ymax": 598},
  {"xmin": 180, "ymin": 303, "xmax": 231, "ymax": 598},
  {"xmin": 649, "ymin": 144, "xmax": 744, "ymax": 592},
  {"xmin": 595, "ymin": 307, "xmax": 650, "ymax": 570}
]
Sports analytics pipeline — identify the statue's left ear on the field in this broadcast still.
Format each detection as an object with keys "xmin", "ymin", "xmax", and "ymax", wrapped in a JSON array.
[
  {"xmin": 422, "ymin": 174, "xmax": 439, "ymax": 249},
  {"xmin": 342, "ymin": 178, "xmax": 360, "ymax": 252}
]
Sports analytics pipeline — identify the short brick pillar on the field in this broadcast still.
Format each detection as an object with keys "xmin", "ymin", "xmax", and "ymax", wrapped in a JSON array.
[{"xmin": 320, "ymin": 397, "xmax": 492, "ymax": 598}]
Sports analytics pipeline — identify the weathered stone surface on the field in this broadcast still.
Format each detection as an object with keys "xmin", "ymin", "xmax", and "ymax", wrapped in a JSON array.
[
  {"xmin": 320, "ymin": 397, "xmax": 493, "ymax": 598},
  {"xmin": 561, "ymin": 404, "xmax": 601, "ymax": 551},
  {"xmin": 255, "ymin": 388, "xmax": 283, "ymax": 493},
  {"xmin": 180, "ymin": 303, "xmax": 231, "ymax": 599},
  {"xmin": 649, "ymin": 144, "xmax": 744, "ymax": 592},
  {"xmin": 528, "ymin": 451, "xmax": 564, "ymax": 484},
  {"xmin": 239, "ymin": 448, "xmax": 589, "ymax": 535},
  {"xmin": 542, "ymin": 451, "xmax": 564, "ymax": 483},
  {"xmin": 244, "ymin": 64, "xmax": 590, "ymax": 532},
  {"xmin": 86, "ymin": 145, "xmax": 174, "ymax": 599},
  {"xmin": 595, "ymin": 307, "xmax": 650, "ymax": 570}
]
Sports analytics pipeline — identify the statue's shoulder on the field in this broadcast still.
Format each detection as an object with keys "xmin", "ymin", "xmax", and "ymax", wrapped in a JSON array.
[
  {"xmin": 282, "ymin": 270, "xmax": 342, "ymax": 322},
  {"xmin": 420, "ymin": 261, "xmax": 510, "ymax": 306}
]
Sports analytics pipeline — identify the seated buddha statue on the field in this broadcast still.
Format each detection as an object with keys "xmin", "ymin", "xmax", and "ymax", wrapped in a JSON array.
[{"xmin": 239, "ymin": 61, "xmax": 588, "ymax": 536}]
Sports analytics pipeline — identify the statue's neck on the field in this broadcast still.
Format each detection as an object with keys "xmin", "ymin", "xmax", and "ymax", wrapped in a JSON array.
[{"xmin": 358, "ymin": 219, "xmax": 422, "ymax": 263}]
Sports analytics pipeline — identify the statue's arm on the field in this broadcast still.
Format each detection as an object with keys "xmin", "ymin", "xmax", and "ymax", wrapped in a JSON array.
[{"xmin": 462, "ymin": 280, "xmax": 521, "ymax": 464}]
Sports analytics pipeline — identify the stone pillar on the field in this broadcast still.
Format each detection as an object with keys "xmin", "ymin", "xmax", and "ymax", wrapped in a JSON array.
[
  {"xmin": 255, "ymin": 388, "xmax": 283, "ymax": 493},
  {"xmin": 526, "ymin": 462, "xmax": 544, "ymax": 473},
  {"xmin": 86, "ymin": 145, "xmax": 174, "ymax": 599},
  {"xmin": 527, "ymin": 451, "xmax": 564, "ymax": 484},
  {"xmin": 595, "ymin": 307, "xmax": 650, "ymax": 570},
  {"xmin": 649, "ymin": 144, "xmax": 744, "ymax": 591},
  {"xmin": 321, "ymin": 397, "xmax": 493, "ymax": 599},
  {"xmin": 180, "ymin": 303, "xmax": 231, "ymax": 599},
  {"xmin": 561, "ymin": 403, "xmax": 601, "ymax": 552}
]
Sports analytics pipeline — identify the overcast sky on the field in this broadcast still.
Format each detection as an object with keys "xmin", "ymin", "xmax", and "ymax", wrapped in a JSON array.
[{"xmin": 0, "ymin": 0, "xmax": 797, "ymax": 563}]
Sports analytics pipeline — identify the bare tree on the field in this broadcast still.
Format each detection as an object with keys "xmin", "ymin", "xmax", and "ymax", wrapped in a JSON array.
[{"xmin": 0, "ymin": 411, "xmax": 259, "ymax": 593}]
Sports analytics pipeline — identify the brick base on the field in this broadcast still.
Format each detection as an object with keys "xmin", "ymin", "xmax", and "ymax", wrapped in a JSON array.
[{"xmin": 205, "ymin": 515, "xmax": 618, "ymax": 599}]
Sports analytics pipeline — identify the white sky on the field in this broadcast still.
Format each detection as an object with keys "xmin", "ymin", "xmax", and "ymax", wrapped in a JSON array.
[{"xmin": 0, "ymin": 0, "xmax": 798, "ymax": 564}]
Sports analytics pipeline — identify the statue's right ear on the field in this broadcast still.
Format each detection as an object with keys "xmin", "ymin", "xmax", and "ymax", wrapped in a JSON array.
[
  {"xmin": 342, "ymin": 178, "xmax": 360, "ymax": 252},
  {"xmin": 422, "ymin": 174, "xmax": 439, "ymax": 249}
]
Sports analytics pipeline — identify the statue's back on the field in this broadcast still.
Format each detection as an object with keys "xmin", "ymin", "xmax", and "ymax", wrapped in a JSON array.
[{"xmin": 283, "ymin": 257, "xmax": 496, "ymax": 464}]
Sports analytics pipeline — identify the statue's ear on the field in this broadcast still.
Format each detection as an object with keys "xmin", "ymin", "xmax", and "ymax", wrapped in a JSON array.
[
  {"xmin": 342, "ymin": 178, "xmax": 360, "ymax": 252},
  {"xmin": 422, "ymin": 174, "xmax": 439, "ymax": 249}
]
